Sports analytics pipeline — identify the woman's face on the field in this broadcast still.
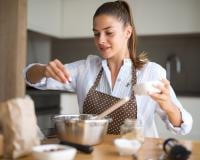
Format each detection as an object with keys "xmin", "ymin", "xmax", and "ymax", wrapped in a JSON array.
[{"xmin": 93, "ymin": 14, "xmax": 132, "ymax": 60}]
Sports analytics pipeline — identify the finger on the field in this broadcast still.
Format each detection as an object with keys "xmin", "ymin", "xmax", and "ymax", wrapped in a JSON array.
[
  {"xmin": 152, "ymin": 80, "xmax": 168, "ymax": 95},
  {"xmin": 150, "ymin": 93, "xmax": 169, "ymax": 104},
  {"xmin": 161, "ymin": 79, "xmax": 170, "ymax": 88},
  {"xmin": 150, "ymin": 92, "xmax": 164, "ymax": 100},
  {"xmin": 45, "ymin": 65, "xmax": 64, "ymax": 83},
  {"xmin": 161, "ymin": 79, "xmax": 171, "ymax": 95},
  {"xmin": 54, "ymin": 59, "xmax": 72, "ymax": 82},
  {"xmin": 48, "ymin": 61, "xmax": 67, "ymax": 83}
]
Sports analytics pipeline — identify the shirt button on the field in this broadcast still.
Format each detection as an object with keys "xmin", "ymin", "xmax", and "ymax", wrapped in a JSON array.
[{"xmin": 126, "ymin": 82, "xmax": 131, "ymax": 87}]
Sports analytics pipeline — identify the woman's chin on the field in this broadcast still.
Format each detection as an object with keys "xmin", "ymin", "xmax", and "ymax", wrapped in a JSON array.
[
  {"xmin": 99, "ymin": 52, "xmax": 112, "ymax": 59},
  {"xmin": 101, "ymin": 55, "xmax": 111, "ymax": 59}
]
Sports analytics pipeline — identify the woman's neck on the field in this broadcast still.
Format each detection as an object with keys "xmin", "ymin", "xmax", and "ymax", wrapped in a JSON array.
[{"xmin": 107, "ymin": 53, "xmax": 130, "ymax": 89}]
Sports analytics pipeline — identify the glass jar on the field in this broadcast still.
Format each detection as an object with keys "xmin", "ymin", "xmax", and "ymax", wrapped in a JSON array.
[{"xmin": 120, "ymin": 118, "xmax": 144, "ymax": 144}]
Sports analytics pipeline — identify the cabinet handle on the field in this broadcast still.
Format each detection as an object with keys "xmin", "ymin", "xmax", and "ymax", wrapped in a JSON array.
[{"xmin": 166, "ymin": 54, "xmax": 181, "ymax": 80}]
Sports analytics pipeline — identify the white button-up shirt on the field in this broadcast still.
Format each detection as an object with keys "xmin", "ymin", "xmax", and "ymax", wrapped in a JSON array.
[{"xmin": 24, "ymin": 55, "xmax": 193, "ymax": 138}]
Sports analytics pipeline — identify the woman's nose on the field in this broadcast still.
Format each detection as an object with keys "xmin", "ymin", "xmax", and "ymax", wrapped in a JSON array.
[{"xmin": 98, "ymin": 34, "xmax": 106, "ymax": 44}]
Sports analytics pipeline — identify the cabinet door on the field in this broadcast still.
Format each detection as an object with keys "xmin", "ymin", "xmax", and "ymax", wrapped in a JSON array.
[
  {"xmin": 28, "ymin": 0, "xmax": 61, "ymax": 37},
  {"xmin": 28, "ymin": 0, "xmax": 200, "ymax": 38},
  {"xmin": 167, "ymin": 36, "xmax": 200, "ymax": 95},
  {"xmin": 133, "ymin": 0, "xmax": 200, "ymax": 35},
  {"xmin": 61, "ymin": 0, "xmax": 109, "ymax": 38},
  {"xmin": 138, "ymin": 35, "xmax": 200, "ymax": 96}
]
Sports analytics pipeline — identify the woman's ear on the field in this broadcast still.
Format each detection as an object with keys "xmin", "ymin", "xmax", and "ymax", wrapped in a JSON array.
[{"xmin": 125, "ymin": 25, "xmax": 133, "ymax": 39}]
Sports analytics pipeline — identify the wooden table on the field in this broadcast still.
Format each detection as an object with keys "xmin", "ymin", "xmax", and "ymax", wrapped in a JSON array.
[
  {"xmin": 1, "ymin": 135, "xmax": 200, "ymax": 160},
  {"xmin": 73, "ymin": 135, "xmax": 200, "ymax": 160}
]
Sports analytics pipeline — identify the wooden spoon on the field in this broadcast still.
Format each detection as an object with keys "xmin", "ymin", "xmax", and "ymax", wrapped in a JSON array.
[{"xmin": 94, "ymin": 97, "xmax": 130, "ymax": 120}]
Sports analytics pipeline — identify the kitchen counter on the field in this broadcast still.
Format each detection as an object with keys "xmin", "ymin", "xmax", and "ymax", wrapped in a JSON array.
[
  {"xmin": 72, "ymin": 135, "xmax": 199, "ymax": 160},
  {"xmin": 1, "ymin": 135, "xmax": 200, "ymax": 160}
]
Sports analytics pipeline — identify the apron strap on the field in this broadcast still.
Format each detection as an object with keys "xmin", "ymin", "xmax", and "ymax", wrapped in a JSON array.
[
  {"xmin": 131, "ymin": 65, "xmax": 137, "ymax": 97},
  {"xmin": 92, "ymin": 63, "xmax": 137, "ymax": 96},
  {"xmin": 91, "ymin": 68, "xmax": 103, "ymax": 89}
]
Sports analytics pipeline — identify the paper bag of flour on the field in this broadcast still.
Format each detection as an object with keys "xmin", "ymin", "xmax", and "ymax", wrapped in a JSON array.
[{"xmin": 0, "ymin": 96, "xmax": 40, "ymax": 159}]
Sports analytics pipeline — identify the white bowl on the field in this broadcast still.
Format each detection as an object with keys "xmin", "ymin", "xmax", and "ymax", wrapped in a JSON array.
[
  {"xmin": 114, "ymin": 138, "xmax": 141, "ymax": 156},
  {"xmin": 133, "ymin": 81, "xmax": 164, "ymax": 95},
  {"xmin": 32, "ymin": 144, "xmax": 77, "ymax": 160}
]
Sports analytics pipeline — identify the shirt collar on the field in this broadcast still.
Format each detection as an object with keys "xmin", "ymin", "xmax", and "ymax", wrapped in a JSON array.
[{"xmin": 101, "ymin": 58, "xmax": 132, "ymax": 67}]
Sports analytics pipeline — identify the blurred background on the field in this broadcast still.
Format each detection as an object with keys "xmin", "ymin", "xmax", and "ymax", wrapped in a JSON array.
[{"xmin": 1, "ymin": 0, "xmax": 200, "ymax": 140}]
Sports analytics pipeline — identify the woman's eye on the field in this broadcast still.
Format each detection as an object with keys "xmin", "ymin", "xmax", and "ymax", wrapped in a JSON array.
[
  {"xmin": 94, "ymin": 33, "xmax": 100, "ymax": 37},
  {"xmin": 106, "ymin": 32, "xmax": 113, "ymax": 36}
]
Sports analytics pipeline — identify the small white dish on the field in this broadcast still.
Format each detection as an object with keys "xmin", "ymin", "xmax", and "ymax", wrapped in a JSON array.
[
  {"xmin": 32, "ymin": 144, "xmax": 77, "ymax": 160},
  {"xmin": 133, "ymin": 81, "xmax": 164, "ymax": 95},
  {"xmin": 114, "ymin": 138, "xmax": 141, "ymax": 156}
]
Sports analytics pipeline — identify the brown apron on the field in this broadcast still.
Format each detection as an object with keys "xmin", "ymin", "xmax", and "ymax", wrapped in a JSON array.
[{"xmin": 83, "ymin": 66, "xmax": 137, "ymax": 134}]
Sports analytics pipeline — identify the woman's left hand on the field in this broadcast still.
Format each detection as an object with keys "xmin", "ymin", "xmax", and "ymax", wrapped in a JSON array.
[
  {"xmin": 149, "ymin": 79, "xmax": 182, "ymax": 127},
  {"xmin": 149, "ymin": 79, "xmax": 173, "ymax": 112}
]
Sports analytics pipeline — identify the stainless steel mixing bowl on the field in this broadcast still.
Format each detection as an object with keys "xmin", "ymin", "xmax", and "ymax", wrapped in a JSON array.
[{"xmin": 54, "ymin": 114, "xmax": 111, "ymax": 145}]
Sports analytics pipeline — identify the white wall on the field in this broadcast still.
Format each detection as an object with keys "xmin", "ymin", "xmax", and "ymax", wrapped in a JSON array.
[{"xmin": 60, "ymin": 93, "xmax": 200, "ymax": 140}]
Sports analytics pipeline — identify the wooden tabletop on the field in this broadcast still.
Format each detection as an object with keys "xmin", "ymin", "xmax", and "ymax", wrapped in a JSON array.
[
  {"xmin": 1, "ymin": 134, "xmax": 200, "ymax": 160},
  {"xmin": 73, "ymin": 135, "xmax": 200, "ymax": 160}
]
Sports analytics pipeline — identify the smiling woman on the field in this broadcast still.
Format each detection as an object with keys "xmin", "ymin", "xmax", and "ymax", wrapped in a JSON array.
[{"xmin": 24, "ymin": 0, "xmax": 192, "ymax": 137}]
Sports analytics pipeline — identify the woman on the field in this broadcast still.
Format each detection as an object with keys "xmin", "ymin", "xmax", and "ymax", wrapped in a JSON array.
[{"xmin": 24, "ymin": 0, "xmax": 192, "ymax": 136}]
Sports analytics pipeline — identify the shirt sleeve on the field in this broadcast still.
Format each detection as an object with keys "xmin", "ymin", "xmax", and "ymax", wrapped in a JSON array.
[
  {"xmin": 23, "ymin": 60, "xmax": 86, "ymax": 92},
  {"xmin": 23, "ymin": 63, "xmax": 48, "ymax": 90},
  {"xmin": 156, "ymin": 87, "xmax": 193, "ymax": 135},
  {"xmin": 152, "ymin": 63, "xmax": 193, "ymax": 135},
  {"xmin": 23, "ymin": 55, "xmax": 101, "ymax": 93}
]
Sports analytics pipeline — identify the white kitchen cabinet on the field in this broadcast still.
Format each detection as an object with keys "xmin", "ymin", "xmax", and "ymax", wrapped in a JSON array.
[
  {"xmin": 28, "ymin": 0, "xmax": 200, "ymax": 38},
  {"xmin": 27, "ymin": 0, "xmax": 109, "ymax": 38},
  {"xmin": 61, "ymin": 0, "xmax": 109, "ymax": 38},
  {"xmin": 28, "ymin": 0, "xmax": 62, "ymax": 37},
  {"xmin": 133, "ymin": 0, "xmax": 200, "ymax": 35}
]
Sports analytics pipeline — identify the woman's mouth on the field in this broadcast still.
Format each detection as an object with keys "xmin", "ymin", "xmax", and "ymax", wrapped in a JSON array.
[{"xmin": 100, "ymin": 46, "xmax": 111, "ymax": 52}]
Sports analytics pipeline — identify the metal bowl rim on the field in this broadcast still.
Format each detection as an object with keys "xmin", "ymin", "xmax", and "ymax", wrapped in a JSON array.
[{"xmin": 53, "ymin": 114, "xmax": 112, "ymax": 123}]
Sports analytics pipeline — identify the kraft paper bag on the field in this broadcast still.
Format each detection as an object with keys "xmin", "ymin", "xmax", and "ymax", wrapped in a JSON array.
[
  {"xmin": 0, "ymin": 134, "xmax": 3, "ymax": 157},
  {"xmin": 0, "ymin": 96, "xmax": 40, "ymax": 159}
]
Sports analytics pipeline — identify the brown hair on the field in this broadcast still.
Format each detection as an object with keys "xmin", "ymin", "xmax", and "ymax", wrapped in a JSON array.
[{"xmin": 93, "ymin": 0, "xmax": 148, "ymax": 69}]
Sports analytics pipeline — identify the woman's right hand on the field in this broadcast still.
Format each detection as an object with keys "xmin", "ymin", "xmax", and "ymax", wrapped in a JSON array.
[{"xmin": 44, "ymin": 59, "xmax": 71, "ymax": 84}]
